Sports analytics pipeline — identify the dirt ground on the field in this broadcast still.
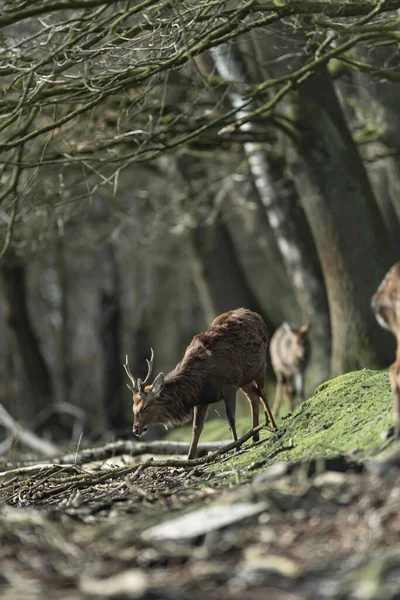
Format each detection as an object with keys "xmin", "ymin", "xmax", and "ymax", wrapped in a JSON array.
[{"xmin": 1, "ymin": 433, "xmax": 400, "ymax": 600}]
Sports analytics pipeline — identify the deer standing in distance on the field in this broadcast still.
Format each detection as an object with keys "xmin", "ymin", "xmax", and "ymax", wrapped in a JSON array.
[
  {"xmin": 371, "ymin": 262, "xmax": 400, "ymax": 439},
  {"xmin": 123, "ymin": 308, "xmax": 277, "ymax": 459},
  {"xmin": 270, "ymin": 322, "xmax": 311, "ymax": 416}
]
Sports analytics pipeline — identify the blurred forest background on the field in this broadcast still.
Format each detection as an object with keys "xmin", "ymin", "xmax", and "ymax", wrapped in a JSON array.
[{"xmin": 0, "ymin": 0, "xmax": 400, "ymax": 447}]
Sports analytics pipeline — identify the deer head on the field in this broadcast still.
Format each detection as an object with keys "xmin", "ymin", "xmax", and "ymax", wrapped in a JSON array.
[
  {"xmin": 371, "ymin": 262, "xmax": 400, "ymax": 334},
  {"xmin": 283, "ymin": 321, "xmax": 311, "ymax": 361},
  {"xmin": 123, "ymin": 350, "xmax": 166, "ymax": 436}
]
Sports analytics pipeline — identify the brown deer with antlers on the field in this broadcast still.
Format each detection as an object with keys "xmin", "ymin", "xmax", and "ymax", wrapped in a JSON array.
[
  {"xmin": 371, "ymin": 262, "xmax": 400, "ymax": 439},
  {"xmin": 124, "ymin": 308, "xmax": 277, "ymax": 459}
]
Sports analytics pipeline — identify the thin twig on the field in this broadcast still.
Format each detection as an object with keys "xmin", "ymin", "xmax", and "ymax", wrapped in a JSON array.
[{"xmin": 6, "ymin": 424, "xmax": 273, "ymax": 502}]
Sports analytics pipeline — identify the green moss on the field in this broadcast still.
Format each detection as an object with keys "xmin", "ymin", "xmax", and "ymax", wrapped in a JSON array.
[{"xmin": 166, "ymin": 369, "xmax": 394, "ymax": 475}]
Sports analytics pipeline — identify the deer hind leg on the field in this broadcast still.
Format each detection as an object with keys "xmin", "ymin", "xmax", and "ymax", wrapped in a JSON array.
[
  {"xmin": 223, "ymin": 388, "xmax": 238, "ymax": 445},
  {"xmin": 241, "ymin": 383, "xmax": 260, "ymax": 442},
  {"xmin": 272, "ymin": 373, "xmax": 284, "ymax": 416},
  {"xmin": 188, "ymin": 404, "xmax": 208, "ymax": 460},
  {"xmin": 390, "ymin": 362, "xmax": 400, "ymax": 440},
  {"xmin": 295, "ymin": 372, "xmax": 306, "ymax": 403},
  {"xmin": 254, "ymin": 368, "xmax": 277, "ymax": 431},
  {"xmin": 285, "ymin": 377, "xmax": 295, "ymax": 413}
]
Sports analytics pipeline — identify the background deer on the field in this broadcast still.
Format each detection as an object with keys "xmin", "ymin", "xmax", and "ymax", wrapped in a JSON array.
[
  {"xmin": 371, "ymin": 262, "xmax": 400, "ymax": 439},
  {"xmin": 270, "ymin": 322, "xmax": 311, "ymax": 416},
  {"xmin": 124, "ymin": 308, "xmax": 277, "ymax": 459}
]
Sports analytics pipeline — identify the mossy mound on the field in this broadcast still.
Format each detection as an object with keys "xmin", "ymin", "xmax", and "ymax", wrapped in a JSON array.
[
  {"xmin": 166, "ymin": 369, "xmax": 393, "ymax": 470},
  {"xmin": 269, "ymin": 368, "xmax": 393, "ymax": 462}
]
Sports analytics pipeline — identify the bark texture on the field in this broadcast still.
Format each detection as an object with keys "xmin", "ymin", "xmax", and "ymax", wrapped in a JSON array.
[
  {"xmin": 99, "ymin": 244, "xmax": 126, "ymax": 432},
  {"xmin": 211, "ymin": 43, "xmax": 331, "ymax": 382},
  {"xmin": 0, "ymin": 253, "xmax": 53, "ymax": 417},
  {"xmin": 290, "ymin": 67, "xmax": 396, "ymax": 375},
  {"xmin": 173, "ymin": 158, "xmax": 270, "ymax": 328}
]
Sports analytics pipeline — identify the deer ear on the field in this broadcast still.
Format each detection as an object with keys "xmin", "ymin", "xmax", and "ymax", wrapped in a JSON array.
[
  {"xmin": 282, "ymin": 322, "xmax": 293, "ymax": 335},
  {"xmin": 299, "ymin": 321, "xmax": 311, "ymax": 334},
  {"xmin": 152, "ymin": 372, "xmax": 165, "ymax": 396}
]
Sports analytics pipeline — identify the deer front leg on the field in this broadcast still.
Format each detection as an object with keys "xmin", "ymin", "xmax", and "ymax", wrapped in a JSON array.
[
  {"xmin": 285, "ymin": 377, "xmax": 295, "ymax": 413},
  {"xmin": 272, "ymin": 374, "xmax": 283, "ymax": 416},
  {"xmin": 255, "ymin": 368, "xmax": 277, "ymax": 431},
  {"xmin": 295, "ymin": 372, "xmax": 306, "ymax": 403},
  {"xmin": 390, "ymin": 362, "xmax": 400, "ymax": 440},
  {"xmin": 188, "ymin": 404, "xmax": 208, "ymax": 460},
  {"xmin": 394, "ymin": 388, "xmax": 400, "ymax": 440},
  {"xmin": 223, "ymin": 388, "xmax": 238, "ymax": 446},
  {"xmin": 241, "ymin": 383, "xmax": 260, "ymax": 442}
]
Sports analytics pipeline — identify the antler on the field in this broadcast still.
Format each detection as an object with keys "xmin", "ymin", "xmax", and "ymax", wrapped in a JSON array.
[
  {"xmin": 123, "ymin": 355, "xmax": 138, "ymax": 393},
  {"xmin": 138, "ymin": 348, "xmax": 154, "ymax": 392}
]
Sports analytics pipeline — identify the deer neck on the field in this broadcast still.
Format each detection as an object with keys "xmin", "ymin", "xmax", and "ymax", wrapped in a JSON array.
[{"xmin": 159, "ymin": 370, "xmax": 204, "ymax": 425}]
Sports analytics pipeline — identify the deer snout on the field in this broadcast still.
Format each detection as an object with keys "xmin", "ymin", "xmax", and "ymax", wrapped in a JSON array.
[{"xmin": 132, "ymin": 425, "xmax": 148, "ymax": 436}]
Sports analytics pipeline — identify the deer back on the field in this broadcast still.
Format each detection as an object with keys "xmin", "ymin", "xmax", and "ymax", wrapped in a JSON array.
[{"xmin": 172, "ymin": 308, "xmax": 269, "ymax": 391}]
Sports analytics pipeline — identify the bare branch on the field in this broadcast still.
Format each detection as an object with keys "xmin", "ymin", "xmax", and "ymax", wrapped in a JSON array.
[
  {"xmin": 0, "ymin": 0, "xmax": 398, "ymax": 225},
  {"xmin": 0, "ymin": 403, "xmax": 60, "ymax": 458}
]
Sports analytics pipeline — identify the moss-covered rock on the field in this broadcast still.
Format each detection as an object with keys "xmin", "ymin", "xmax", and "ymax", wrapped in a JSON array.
[{"xmin": 166, "ymin": 369, "xmax": 393, "ymax": 471}]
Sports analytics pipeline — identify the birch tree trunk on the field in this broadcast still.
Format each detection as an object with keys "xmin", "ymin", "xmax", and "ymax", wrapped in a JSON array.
[
  {"xmin": 210, "ymin": 44, "xmax": 330, "ymax": 382},
  {"xmin": 164, "ymin": 157, "xmax": 271, "ymax": 329},
  {"xmin": 226, "ymin": 176, "xmax": 299, "ymax": 326}
]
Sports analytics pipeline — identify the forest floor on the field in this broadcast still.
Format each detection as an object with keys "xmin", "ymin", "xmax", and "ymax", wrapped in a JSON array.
[{"xmin": 1, "ymin": 369, "xmax": 400, "ymax": 600}]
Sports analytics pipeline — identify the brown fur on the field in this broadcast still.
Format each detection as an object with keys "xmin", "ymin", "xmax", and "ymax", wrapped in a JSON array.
[
  {"xmin": 128, "ymin": 308, "xmax": 277, "ymax": 459},
  {"xmin": 270, "ymin": 322, "xmax": 311, "ymax": 416},
  {"xmin": 371, "ymin": 262, "xmax": 400, "ymax": 438}
]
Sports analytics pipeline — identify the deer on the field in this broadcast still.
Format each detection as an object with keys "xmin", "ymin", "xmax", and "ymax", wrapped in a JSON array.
[
  {"xmin": 270, "ymin": 321, "xmax": 311, "ymax": 416},
  {"xmin": 123, "ymin": 308, "xmax": 277, "ymax": 459},
  {"xmin": 371, "ymin": 262, "xmax": 400, "ymax": 439}
]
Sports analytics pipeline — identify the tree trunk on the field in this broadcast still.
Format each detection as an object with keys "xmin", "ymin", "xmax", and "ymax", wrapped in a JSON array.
[
  {"xmin": 0, "ymin": 252, "xmax": 53, "ymax": 417},
  {"xmin": 289, "ymin": 66, "xmax": 396, "ymax": 375},
  {"xmin": 363, "ymin": 153, "xmax": 400, "ymax": 253},
  {"xmin": 99, "ymin": 243, "xmax": 126, "ymax": 432},
  {"xmin": 168, "ymin": 158, "xmax": 272, "ymax": 329},
  {"xmin": 190, "ymin": 218, "xmax": 268, "ymax": 320},
  {"xmin": 348, "ymin": 46, "xmax": 400, "ymax": 247},
  {"xmin": 55, "ymin": 224, "xmax": 72, "ymax": 405},
  {"xmin": 210, "ymin": 44, "xmax": 331, "ymax": 382},
  {"xmin": 226, "ymin": 177, "xmax": 299, "ymax": 326}
]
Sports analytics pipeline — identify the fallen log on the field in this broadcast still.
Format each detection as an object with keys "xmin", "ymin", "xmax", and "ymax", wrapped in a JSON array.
[
  {"xmin": 0, "ymin": 403, "xmax": 60, "ymax": 458},
  {"xmin": 55, "ymin": 439, "xmax": 233, "ymax": 466},
  {"xmin": 1, "ymin": 425, "xmax": 273, "ymax": 504}
]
